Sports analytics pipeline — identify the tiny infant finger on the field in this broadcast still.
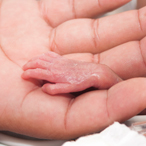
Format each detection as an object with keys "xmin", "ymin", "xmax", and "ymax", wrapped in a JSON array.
[
  {"xmin": 42, "ymin": 80, "xmax": 97, "ymax": 95},
  {"xmin": 24, "ymin": 51, "xmax": 59, "ymax": 64},
  {"xmin": 23, "ymin": 59, "xmax": 51, "ymax": 71},
  {"xmin": 42, "ymin": 83, "xmax": 77, "ymax": 95},
  {"xmin": 22, "ymin": 68, "xmax": 54, "ymax": 82}
]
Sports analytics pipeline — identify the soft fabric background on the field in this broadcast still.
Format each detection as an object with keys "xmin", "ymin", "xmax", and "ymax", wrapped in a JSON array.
[{"xmin": 105, "ymin": 0, "xmax": 137, "ymax": 16}]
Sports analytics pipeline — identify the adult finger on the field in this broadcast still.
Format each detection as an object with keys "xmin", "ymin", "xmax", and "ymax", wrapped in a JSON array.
[
  {"xmin": 99, "ymin": 36, "xmax": 146, "ymax": 79},
  {"xmin": 39, "ymin": 0, "xmax": 131, "ymax": 27},
  {"xmin": 63, "ymin": 78, "xmax": 146, "ymax": 139},
  {"xmin": 63, "ymin": 37, "xmax": 146, "ymax": 80},
  {"xmin": 50, "ymin": 6, "xmax": 146, "ymax": 54}
]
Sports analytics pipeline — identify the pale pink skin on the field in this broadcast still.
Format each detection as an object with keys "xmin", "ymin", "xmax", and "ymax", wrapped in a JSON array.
[
  {"xmin": 22, "ymin": 51, "xmax": 122, "ymax": 95},
  {"xmin": 1, "ymin": 0, "xmax": 146, "ymax": 140}
]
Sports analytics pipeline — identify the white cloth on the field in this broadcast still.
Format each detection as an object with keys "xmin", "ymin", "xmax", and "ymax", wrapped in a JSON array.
[{"xmin": 62, "ymin": 122, "xmax": 146, "ymax": 146}]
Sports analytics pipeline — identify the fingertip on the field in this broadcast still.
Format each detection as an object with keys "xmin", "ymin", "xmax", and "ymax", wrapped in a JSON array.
[
  {"xmin": 22, "ymin": 61, "xmax": 31, "ymax": 71},
  {"xmin": 22, "ymin": 64, "xmax": 27, "ymax": 71},
  {"xmin": 42, "ymin": 84, "xmax": 46, "ymax": 92},
  {"xmin": 21, "ymin": 72, "xmax": 25, "ymax": 79},
  {"xmin": 42, "ymin": 84, "xmax": 53, "ymax": 95},
  {"xmin": 21, "ymin": 71, "xmax": 29, "ymax": 80},
  {"xmin": 42, "ymin": 83, "xmax": 61, "ymax": 95},
  {"xmin": 21, "ymin": 70, "xmax": 34, "ymax": 80}
]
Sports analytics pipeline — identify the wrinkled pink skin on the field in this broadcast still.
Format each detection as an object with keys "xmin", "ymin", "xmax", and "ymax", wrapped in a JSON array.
[{"xmin": 22, "ymin": 51, "xmax": 122, "ymax": 95}]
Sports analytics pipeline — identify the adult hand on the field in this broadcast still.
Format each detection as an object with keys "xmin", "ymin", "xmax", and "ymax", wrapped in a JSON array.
[{"xmin": 1, "ymin": 0, "xmax": 146, "ymax": 140}]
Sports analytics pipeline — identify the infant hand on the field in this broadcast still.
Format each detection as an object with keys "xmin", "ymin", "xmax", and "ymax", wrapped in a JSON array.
[{"xmin": 22, "ymin": 51, "xmax": 122, "ymax": 95}]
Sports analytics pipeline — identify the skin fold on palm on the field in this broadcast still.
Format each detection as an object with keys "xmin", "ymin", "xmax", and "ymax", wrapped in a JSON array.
[{"xmin": 1, "ymin": 0, "xmax": 146, "ymax": 140}]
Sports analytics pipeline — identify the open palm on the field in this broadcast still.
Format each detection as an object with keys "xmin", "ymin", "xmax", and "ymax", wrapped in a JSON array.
[{"xmin": 1, "ymin": 0, "xmax": 146, "ymax": 140}]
